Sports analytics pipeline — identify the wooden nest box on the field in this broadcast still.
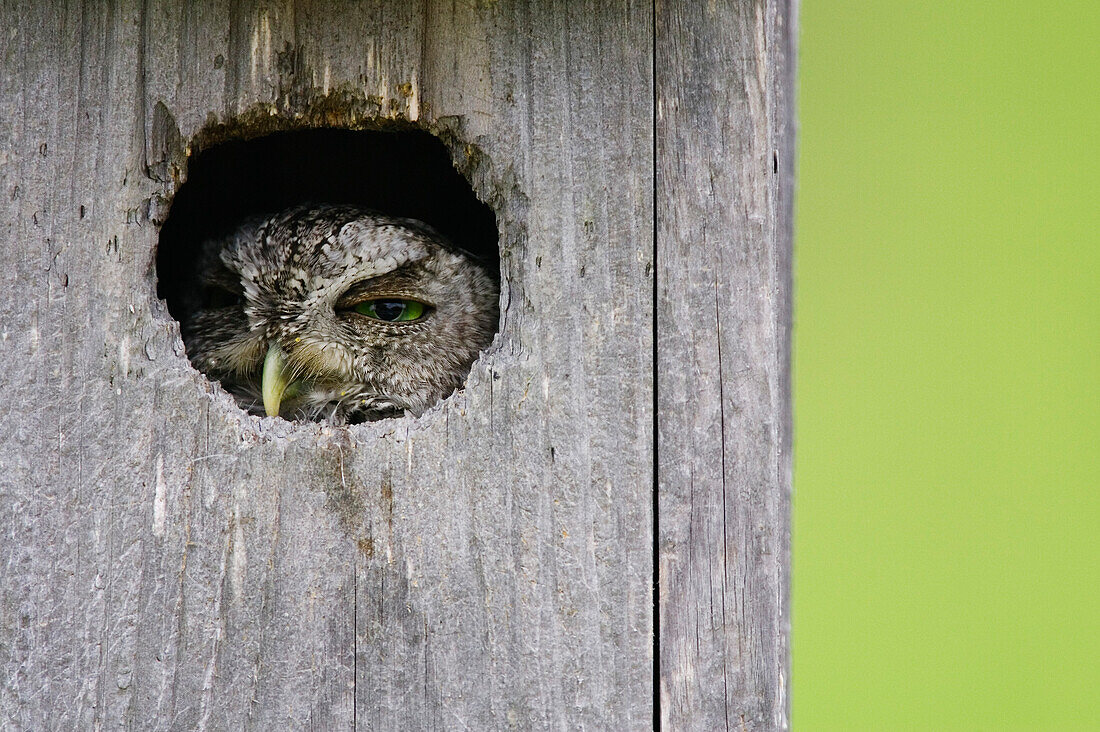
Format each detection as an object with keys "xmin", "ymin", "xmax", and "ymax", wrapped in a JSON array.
[{"xmin": 0, "ymin": 1, "xmax": 794, "ymax": 728}]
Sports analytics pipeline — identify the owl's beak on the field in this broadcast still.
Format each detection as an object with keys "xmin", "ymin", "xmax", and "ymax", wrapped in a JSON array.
[{"xmin": 262, "ymin": 343, "xmax": 293, "ymax": 417}]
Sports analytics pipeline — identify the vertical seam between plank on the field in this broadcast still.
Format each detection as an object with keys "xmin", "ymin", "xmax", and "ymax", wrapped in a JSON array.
[{"xmin": 651, "ymin": 0, "xmax": 660, "ymax": 728}]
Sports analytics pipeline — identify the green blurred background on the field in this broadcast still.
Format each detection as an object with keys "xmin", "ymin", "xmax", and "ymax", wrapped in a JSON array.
[{"xmin": 793, "ymin": 1, "xmax": 1098, "ymax": 728}]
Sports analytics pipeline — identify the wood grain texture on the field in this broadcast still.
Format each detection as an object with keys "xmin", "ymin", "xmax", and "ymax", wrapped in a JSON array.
[
  {"xmin": 656, "ymin": 0, "xmax": 795, "ymax": 729},
  {"xmin": 0, "ymin": 1, "xmax": 653, "ymax": 728},
  {"xmin": 0, "ymin": 0, "xmax": 795, "ymax": 728}
]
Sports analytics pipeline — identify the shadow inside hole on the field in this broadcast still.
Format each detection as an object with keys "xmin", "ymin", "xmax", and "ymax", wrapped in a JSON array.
[{"xmin": 157, "ymin": 127, "xmax": 498, "ymax": 324}]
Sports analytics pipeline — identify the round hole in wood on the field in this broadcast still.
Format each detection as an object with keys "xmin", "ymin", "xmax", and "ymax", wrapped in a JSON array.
[{"xmin": 157, "ymin": 128, "xmax": 500, "ymax": 424}]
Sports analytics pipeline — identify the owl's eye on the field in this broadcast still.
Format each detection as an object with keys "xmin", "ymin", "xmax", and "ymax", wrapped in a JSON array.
[{"xmin": 354, "ymin": 299, "xmax": 428, "ymax": 322}]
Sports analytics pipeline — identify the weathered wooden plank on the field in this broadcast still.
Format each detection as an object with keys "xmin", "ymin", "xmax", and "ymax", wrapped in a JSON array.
[
  {"xmin": 656, "ymin": 0, "xmax": 795, "ymax": 729},
  {"xmin": 0, "ymin": 0, "xmax": 653, "ymax": 728}
]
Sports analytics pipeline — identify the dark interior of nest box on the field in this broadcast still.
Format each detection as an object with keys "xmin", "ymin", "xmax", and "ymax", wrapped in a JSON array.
[{"xmin": 156, "ymin": 127, "xmax": 499, "ymax": 323}]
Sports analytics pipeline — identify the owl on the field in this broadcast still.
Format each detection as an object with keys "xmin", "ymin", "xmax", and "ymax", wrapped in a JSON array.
[{"xmin": 179, "ymin": 204, "xmax": 498, "ymax": 424}]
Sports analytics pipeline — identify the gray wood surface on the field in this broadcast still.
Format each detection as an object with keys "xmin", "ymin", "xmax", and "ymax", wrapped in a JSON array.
[
  {"xmin": 657, "ymin": 0, "xmax": 795, "ymax": 729},
  {"xmin": 0, "ymin": 0, "xmax": 793, "ymax": 729}
]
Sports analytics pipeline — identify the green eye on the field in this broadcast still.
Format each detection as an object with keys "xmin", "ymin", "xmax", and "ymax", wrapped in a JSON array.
[{"xmin": 353, "ymin": 299, "xmax": 428, "ymax": 322}]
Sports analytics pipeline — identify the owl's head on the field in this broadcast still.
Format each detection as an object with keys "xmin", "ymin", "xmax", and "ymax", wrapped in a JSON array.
[{"xmin": 182, "ymin": 204, "xmax": 498, "ymax": 424}]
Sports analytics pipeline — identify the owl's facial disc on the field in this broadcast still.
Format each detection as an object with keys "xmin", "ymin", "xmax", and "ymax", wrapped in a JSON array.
[
  {"xmin": 186, "ymin": 205, "xmax": 498, "ymax": 424},
  {"xmin": 259, "ymin": 295, "xmax": 432, "ymax": 417}
]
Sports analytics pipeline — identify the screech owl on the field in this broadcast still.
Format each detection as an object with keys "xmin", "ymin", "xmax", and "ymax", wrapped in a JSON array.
[{"xmin": 180, "ymin": 204, "xmax": 498, "ymax": 424}]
